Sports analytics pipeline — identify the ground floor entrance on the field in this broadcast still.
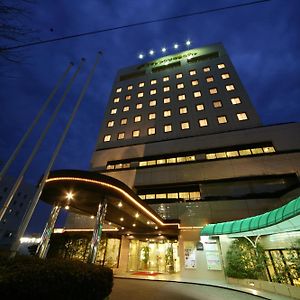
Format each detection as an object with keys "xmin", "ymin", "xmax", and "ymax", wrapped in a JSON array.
[{"xmin": 127, "ymin": 239, "xmax": 180, "ymax": 273}]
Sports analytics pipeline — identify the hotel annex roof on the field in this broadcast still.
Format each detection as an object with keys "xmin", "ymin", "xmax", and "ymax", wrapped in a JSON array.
[{"xmin": 201, "ymin": 196, "xmax": 300, "ymax": 237}]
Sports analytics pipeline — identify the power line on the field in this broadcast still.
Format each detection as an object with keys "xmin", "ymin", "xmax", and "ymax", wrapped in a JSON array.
[{"xmin": 2, "ymin": 0, "xmax": 270, "ymax": 51}]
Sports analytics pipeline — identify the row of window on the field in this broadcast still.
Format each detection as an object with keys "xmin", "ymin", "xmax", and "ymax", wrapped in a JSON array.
[
  {"xmin": 107, "ymin": 98, "xmax": 242, "ymax": 128},
  {"xmin": 111, "ymin": 89, "xmax": 238, "ymax": 115},
  {"xmin": 113, "ymin": 83, "xmax": 235, "ymax": 104},
  {"xmin": 115, "ymin": 63, "xmax": 227, "ymax": 93},
  {"xmin": 206, "ymin": 146, "xmax": 275, "ymax": 159},
  {"xmin": 139, "ymin": 191, "xmax": 201, "ymax": 201},
  {"xmin": 103, "ymin": 113, "xmax": 249, "ymax": 142},
  {"xmin": 105, "ymin": 146, "xmax": 276, "ymax": 171}
]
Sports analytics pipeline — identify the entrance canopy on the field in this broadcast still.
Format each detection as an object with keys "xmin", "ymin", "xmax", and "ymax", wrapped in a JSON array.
[
  {"xmin": 201, "ymin": 196, "xmax": 300, "ymax": 237},
  {"xmin": 41, "ymin": 170, "xmax": 179, "ymax": 237}
]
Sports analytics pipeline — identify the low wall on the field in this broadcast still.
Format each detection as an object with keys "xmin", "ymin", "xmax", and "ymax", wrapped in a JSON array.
[{"xmin": 227, "ymin": 278, "xmax": 300, "ymax": 299}]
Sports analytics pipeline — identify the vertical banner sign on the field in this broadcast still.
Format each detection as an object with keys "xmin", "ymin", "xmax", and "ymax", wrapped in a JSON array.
[
  {"xmin": 184, "ymin": 241, "xmax": 196, "ymax": 269},
  {"xmin": 204, "ymin": 241, "xmax": 222, "ymax": 270}
]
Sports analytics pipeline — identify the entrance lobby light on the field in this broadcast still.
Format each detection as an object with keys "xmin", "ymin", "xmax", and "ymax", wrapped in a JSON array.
[
  {"xmin": 133, "ymin": 223, "xmax": 136, "ymax": 227},
  {"xmin": 118, "ymin": 201, "xmax": 123, "ymax": 207},
  {"xmin": 65, "ymin": 191, "xmax": 74, "ymax": 200},
  {"xmin": 135, "ymin": 213, "xmax": 139, "ymax": 218},
  {"xmin": 120, "ymin": 217, "xmax": 124, "ymax": 221},
  {"xmin": 90, "ymin": 215, "xmax": 94, "ymax": 219},
  {"xmin": 64, "ymin": 205, "xmax": 70, "ymax": 210},
  {"xmin": 155, "ymin": 226, "xmax": 158, "ymax": 230}
]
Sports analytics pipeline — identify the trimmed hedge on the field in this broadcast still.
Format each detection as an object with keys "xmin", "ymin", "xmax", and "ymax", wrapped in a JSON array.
[{"xmin": 0, "ymin": 255, "xmax": 113, "ymax": 299}]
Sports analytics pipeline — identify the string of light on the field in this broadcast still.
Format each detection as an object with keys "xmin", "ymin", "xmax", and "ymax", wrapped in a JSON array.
[{"xmin": 138, "ymin": 39, "xmax": 192, "ymax": 60}]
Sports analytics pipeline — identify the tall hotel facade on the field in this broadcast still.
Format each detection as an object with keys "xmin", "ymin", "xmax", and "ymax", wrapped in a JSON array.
[{"xmin": 55, "ymin": 43, "xmax": 299, "ymax": 281}]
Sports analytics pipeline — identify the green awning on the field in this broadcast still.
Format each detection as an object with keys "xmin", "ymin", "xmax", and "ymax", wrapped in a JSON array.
[{"xmin": 201, "ymin": 196, "xmax": 300, "ymax": 236}]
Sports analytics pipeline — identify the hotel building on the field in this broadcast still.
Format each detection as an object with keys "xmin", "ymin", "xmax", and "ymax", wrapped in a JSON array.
[{"xmin": 48, "ymin": 44, "xmax": 300, "ymax": 282}]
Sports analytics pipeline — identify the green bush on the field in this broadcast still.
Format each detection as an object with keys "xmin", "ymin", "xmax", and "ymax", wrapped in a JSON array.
[
  {"xmin": 225, "ymin": 238, "xmax": 267, "ymax": 280},
  {"xmin": 0, "ymin": 255, "xmax": 113, "ymax": 299}
]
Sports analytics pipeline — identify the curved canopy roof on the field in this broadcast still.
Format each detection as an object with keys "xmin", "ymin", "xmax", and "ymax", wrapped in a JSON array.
[
  {"xmin": 201, "ymin": 196, "xmax": 300, "ymax": 236},
  {"xmin": 41, "ymin": 169, "xmax": 179, "ymax": 236}
]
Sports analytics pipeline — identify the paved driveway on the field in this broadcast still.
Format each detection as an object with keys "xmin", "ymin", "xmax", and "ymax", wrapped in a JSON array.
[{"xmin": 109, "ymin": 278, "xmax": 280, "ymax": 300}]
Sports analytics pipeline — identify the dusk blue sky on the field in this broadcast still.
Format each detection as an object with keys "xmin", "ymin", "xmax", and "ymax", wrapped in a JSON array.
[{"xmin": 0, "ymin": 0, "xmax": 299, "ymax": 234}]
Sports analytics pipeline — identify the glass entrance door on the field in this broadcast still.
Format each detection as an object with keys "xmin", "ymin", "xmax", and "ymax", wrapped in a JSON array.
[{"xmin": 128, "ymin": 239, "xmax": 179, "ymax": 273}]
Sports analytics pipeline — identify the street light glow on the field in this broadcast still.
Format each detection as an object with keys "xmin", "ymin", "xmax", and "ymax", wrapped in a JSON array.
[
  {"xmin": 174, "ymin": 43, "xmax": 179, "ymax": 49},
  {"xmin": 149, "ymin": 49, "xmax": 155, "ymax": 55},
  {"xmin": 186, "ymin": 40, "xmax": 191, "ymax": 46},
  {"xmin": 138, "ymin": 53, "xmax": 144, "ymax": 59},
  {"xmin": 162, "ymin": 47, "xmax": 167, "ymax": 53}
]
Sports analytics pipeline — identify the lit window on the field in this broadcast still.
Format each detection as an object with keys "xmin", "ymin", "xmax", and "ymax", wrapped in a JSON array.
[
  {"xmin": 217, "ymin": 63, "xmax": 225, "ymax": 69},
  {"xmin": 216, "ymin": 152, "xmax": 226, "ymax": 158},
  {"xmin": 179, "ymin": 107, "xmax": 188, "ymax": 114},
  {"xmin": 113, "ymin": 97, "xmax": 119, "ymax": 103},
  {"xmin": 118, "ymin": 132, "xmax": 125, "ymax": 140},
  {"xmin": 110, "ymin": 108, "xmax": 117, "ymax": 114},
  {"xmin": 164, "ymin": 124, "xmax": 172, "ymax": 132},
  {"xmin": 164, "ymin": 86, "xmax": 170, "ymax": 92},
  {"xmin": 194, "ymin": 91, "xmax": 201, "ymax": 98},
  {"xmin": 218, "ymin": 116, "xmax": 227, "ymax": 124},
  {"xmin": 150, "ymin": 89, "xmax": 157, "ymax": 95},
  {"xmin": 206, "ymin": 76, "xmax": 214, "ymax": 83},
  {"xmin": 163, "ymin": 76, "xmax": 170, "ymax": 82},
  {"xmin": 148, "ymin": 160, "xmax": 156, "ymax": 166},
  {"xmin": 189, "ymin": 70, "xmax": 196, "ymax": 76},
  {"xmin": 196, "ymin": 104, "xmax": 204, "ymax": 111},
  {"xmin": 231, "ymin": 97, "xmax": 241, "ymax": 105},
  {"xmin": 226, "ymin": 151, "xmax": 239, "ymax": 157},
  {"xmin": 151, "ymin": 79, "xmax": 157, "ymax": 85},
  {"xmin": 206, "ymin": 153, "xmax": 216, "ymax": 159},
  {"xmin": 116, "ymin": 87, "xmax": 122, "ymax": 93},
  {"xmin": 263, "ymin": 146, "xmax": 275, "ymax": 153},
  {"xmin": 164, "ymin": 97, "xmax": 171, "ymax": 104},
  {"xmin": 221, "ymin": 73, "xmax": 230, "ymax": 79},
  {"xmin": 149, "ymin": 100, "xmax": 156, "ymax": 107},
  {"xmin": 203, "ymin": 66, "xmax": 210, "ymax": 72},
  {"xmin": 107, "ymin": 121, "xmax": 114, "ymax": 127},
  {"xmin": 104, "ymin": 135, "xmax": 111, "ymax": 142},
  {"xmin": 125, "ymin": 95, "xmax": 131, "ymax": 100},
  {"xmin": 199, "ymin": 119, "xmax": 208, "ymax": 127},
  {"xmin": 106, "ymin": 165, "xmax": 114, "ymax": 170},
  {"xmin": 123, "ymin": 106, "xmax": 129, "ymax": 112},
  {"xmin": 168, "ymin": 193, "xmax": 178, "ymax": 199},
  {"xmin": 139, "ymin": 161, "xmax": 147, "ymax": 167},
  {"xmin": 178, "ymin": 94, "xmax": 186, "ymax": 101},
  {"xmin": 149, "ymin": 113, "xmax": 156, "ymax": 120},
  {"xmin": 127, "ymin": 85, "xmax": 133, "ymax": 90},
  {"xmin": 157, "ymin": 159, "xmax": 166, "ymax": 165},
  {"xmin": 181, "ymin": 122, "xmax": 190, "ymax": 130},
  {"xmin": 239, "ymin": 149, "xmax": 251, "ymax": 156},
  {"xmin": 177, "ymin": 83, "xmax": 184, "ymax": 89},
  {"xmin": 136, "ymin": 103, "xmax": 143, "ymax": 109},
  {"xmin": 138, "ymin": 92, "xmax": 144, "ymax": 98},
  {"xmin": 237, "ymin": 112, "xmax": 248, "ymax": 121},
  {"xmin": 167, "ymin": 158, "xmax": 176, "ymax": 163},
  {"xmin": 176, "ymin": 73, "xmax": 183, "ymax": 79},
  {"xmin": 148, "ymin": 127, "xmax": 155, "ymax": 135},
  {"xmin": 164, "ymin": 110, "xmax": 171, "ymax": 117},
  {"xmin": 226, "ymin": 84, "xmax": 235, "ymax": 91},
  {"xmin": 186, "ymin": 155, "xmax": 195, "ymax": 161},
  {"xmin": 251, "ymin": 148, "xmax": 263, "ymax": 154},
  {"xmin": 191, "ymin": 80, "xmax": 199, "ymax": 86},
  {"xmin": 209, "ymin": 88, "xmax": 218, "ymax": 94},
  {"xmin": 134, "ymin": 115, "xmax": 142, "ymax": 123},
  {"xmin": 177, "ymin": 157, "xmax": 186, "ymax": 163},
  {"xmin": 132, "ymin": 130, "xmax": 140, "ymax": 137},
  {"xmin": 120, "ymin": 118, "xmax": 127, "ymax": 125},
  {"xmin": 139, "ymin": 82, "xmax": 145, "ymax": 88},
  {"xmin": 213, "ymin": 100, "xmax": 222, "ymax": 108}
]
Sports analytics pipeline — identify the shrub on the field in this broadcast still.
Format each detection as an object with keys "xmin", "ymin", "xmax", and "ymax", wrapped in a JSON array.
[
  {"xmin": 0, "ymin": 255, "xmax": 113, "ymax": 299},
  {"xmin": 225, "ymin": 238, "xmax": 267, "ymax": 280}
]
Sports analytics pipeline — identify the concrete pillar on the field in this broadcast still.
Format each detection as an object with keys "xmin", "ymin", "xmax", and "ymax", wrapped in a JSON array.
[
  {"xmin": 36, "ymin": 204, "xmax": 61, "ymax": 258},
  {"xmin": 87, "ymin": 199, "xmax": 107, "ymax": 264}
]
